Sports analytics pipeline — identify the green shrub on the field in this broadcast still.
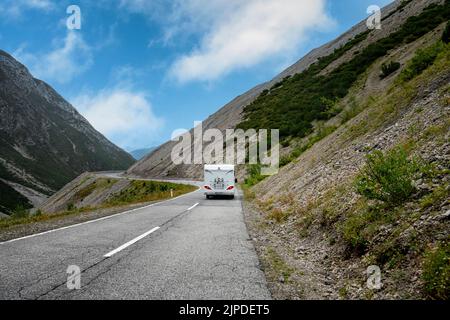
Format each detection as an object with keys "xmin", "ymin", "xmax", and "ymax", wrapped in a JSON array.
[
  {"xmin": 355, "ymin": 147, "xmax": 421, "ymax": 205},
  {"xmin": 280, "ymin": 155, "xmax": 294, "ymax": 167},
  {"xmin": 420, "ymin": 184, "xmax": 449, "ymax": 209},
  {"xmin": 67, "ymin": 203, "xmax": 76, "ymax": 211},
  {"xmin": 11, "ymin": 205, "xmax": 29, "ymax": 219},
  {"xmin": 281, "ymin": 139, "xmax": 290, "ymax": 148},
  {"xmin": 339, "ymin": 202, "xmax": 400, "ymax": 256},
  {"xmin": 267, "ymin": 208, "xmax": 291, "ymax": 223},
  {"xmin": 422, "ymin": 242, "xmax": 450, "ymax": 300},
  {"xmin": 442, "ymin": 21, "xmax": 450, "ymax": 44},
  {"xmin": 320, "ymin": 97, "xmax": 342, "ymax": 118},
  {"xmin": 340, "ymin": 210, "xmax": 371, "ymax": 253},
  {"xmin": 238, "ymin": 2, "xmax": 450, "ymax": 140},
  {"xmin": 380, "ymin": 61, "xmax": 401, "ymax": 79},
  {"xmin": 244, "ymin": 164, "xmax": 266, "ymax": 187},
  {"xmin": 401, "ymin": 42, "xmax": 446, "ymax": 81}
]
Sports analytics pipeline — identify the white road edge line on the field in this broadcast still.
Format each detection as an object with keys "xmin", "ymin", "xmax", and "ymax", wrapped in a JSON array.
[
  {"xmin": 104, "ymin": 227, "xmax": 160, "ymax": 258},
  {"xmin": 0, "ymin": 187, "xmax": 201, "ymax": 245},
  {"xmin": 187, "ymin": 203, "xmax": 199, "ymax": 211}
]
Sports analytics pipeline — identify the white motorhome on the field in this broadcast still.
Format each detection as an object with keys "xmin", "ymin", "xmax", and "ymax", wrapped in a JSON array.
[{"xmin": 203, "ymin": 164, "xmax": 236, "ymax": 199}]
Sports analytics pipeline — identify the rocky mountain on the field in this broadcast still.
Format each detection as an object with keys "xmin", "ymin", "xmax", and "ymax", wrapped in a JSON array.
[
  {"xmin": 0, "ymin": 50, "xmax": 135, "ymax": 214},
  {"xmin": 130, "ymin": 147, "xmax": 156, "ymax": 160},
  {"xmin": 239, "ymin": 0, "xmax": 449, "ymax": 300}
]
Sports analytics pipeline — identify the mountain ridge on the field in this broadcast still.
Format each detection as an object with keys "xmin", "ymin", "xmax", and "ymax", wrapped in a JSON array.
[
  {"xmin": 126, "ymin": 0, "xmax": 430, "ymax": 179},
  {"xmin": 130, "ymin": 147, "xmax": 156, "ymax": 160},
  {"xmin": 0, "ymin": 50, "xmax": 135, "ymax": 213}
]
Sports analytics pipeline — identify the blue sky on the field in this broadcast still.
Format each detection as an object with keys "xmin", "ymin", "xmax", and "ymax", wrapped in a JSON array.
[{"xmin": 0, "ymin": 0, "xmax": 392, "ymax": 151}]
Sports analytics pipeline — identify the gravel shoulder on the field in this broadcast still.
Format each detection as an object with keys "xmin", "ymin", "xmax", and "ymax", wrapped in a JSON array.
[{"xmin": 242, "ymin": 199, "xmax": 337, "ymax": 300}]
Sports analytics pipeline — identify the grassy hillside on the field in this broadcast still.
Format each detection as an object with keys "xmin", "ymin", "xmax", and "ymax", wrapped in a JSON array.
[
  {"xmin": 242, "ymin": 4, "xmax": 450, "ymax": 300},
  {"xmin": 106, "ymin": 180, "xmax": 196, "ymax": 207},
  {"xmin": 237, "ymin": 1, "xmax": 450, "ymax": 140},
  {"xmin": 0, "ymin": 177, "xmax": 196, "ymax": 230}
]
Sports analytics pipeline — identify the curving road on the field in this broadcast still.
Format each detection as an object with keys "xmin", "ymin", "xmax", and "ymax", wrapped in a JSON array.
[{"xmin": 0, "ymin": 183, "xmax": 271, "ymax": 300}]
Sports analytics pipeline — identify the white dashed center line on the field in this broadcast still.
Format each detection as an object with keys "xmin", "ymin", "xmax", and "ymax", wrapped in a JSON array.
[
  {"xmin": 103, "ymin": 203, "xmax": 199, "ymax": 258},
  {"xmin": 104, "ymin": 227, "xmax": 160, "ymax": 258},
  {"xmin": 187, "ymin": 203, "xmax": 199, "ymax": 211}
]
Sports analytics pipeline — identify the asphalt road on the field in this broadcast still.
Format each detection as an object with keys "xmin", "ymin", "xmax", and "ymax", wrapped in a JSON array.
[{"xmin": 0, "ymin": 183, "xmax": 271, "ymax": 300}]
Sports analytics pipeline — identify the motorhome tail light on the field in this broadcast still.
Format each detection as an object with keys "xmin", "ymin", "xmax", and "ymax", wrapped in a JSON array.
[
  {"xmin": 226, "ymin": 186, "xmax": 234, "ymax": 191},
  {"xmin": 204, "ymin": 185, "xmax": 212, "ymax": 190}
]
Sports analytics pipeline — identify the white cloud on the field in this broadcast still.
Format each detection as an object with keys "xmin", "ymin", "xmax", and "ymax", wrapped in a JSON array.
[
  {"xmin": 119, "ymin": 0, "xmax": 238, "ymax": 37},
  {"xmin": 166, "ymin": 0, "xmax": 333, "ymax": 83},
  {"xmin": 118, "ymin": 0, "xmax": 334, "ymax": 83},
  {"xmin": 14, "ymin": 31, "xmax": 93, "ymax": 84},
  {"xmin": 0, "ymin": 0, "xmax": 54, "ymax": 18},
  {"xmin": 23, "ymin": 0, "xmax": 53, "ymax": 9},
  {"xmin": 72, "ymin": 89, "xmax": 164, "ymax": 150}
]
